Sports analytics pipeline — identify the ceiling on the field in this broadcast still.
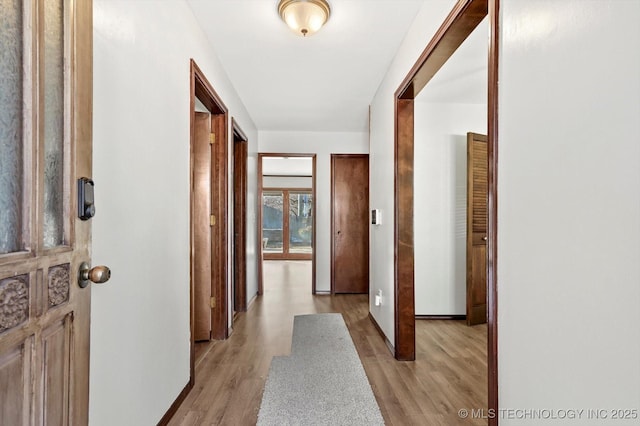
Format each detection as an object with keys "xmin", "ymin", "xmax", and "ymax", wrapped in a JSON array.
[
  {"xmin": 187, "ymin": 0, "xmax": 428, "ymax": 132},
  {"xmin": 186, "ymin": 0, "xmax": 486, "ymax": 133}
]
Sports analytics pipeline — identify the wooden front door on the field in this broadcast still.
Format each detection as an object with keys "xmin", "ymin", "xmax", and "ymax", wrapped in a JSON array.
[
  {"xmin": 466, "ymin": 132, "xmax": 488, "ymax": 326},
  {"xmin": 0, "ymin": 0, "xmax": 94, "ymax": 423},
  {"xmin": 331, "ymin": 155, "xmax": 369, "ymax": 294}
]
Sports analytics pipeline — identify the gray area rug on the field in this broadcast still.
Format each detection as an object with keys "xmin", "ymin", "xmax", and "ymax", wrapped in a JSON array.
[{"xmin": 257, "ymin": 313, "xmax": 385, "ymax": 426}]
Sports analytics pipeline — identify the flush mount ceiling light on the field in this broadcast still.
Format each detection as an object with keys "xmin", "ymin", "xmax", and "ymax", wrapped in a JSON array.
[{"xmin": 278, "ymin": 0, "xmax": 331, "ymax": 37}]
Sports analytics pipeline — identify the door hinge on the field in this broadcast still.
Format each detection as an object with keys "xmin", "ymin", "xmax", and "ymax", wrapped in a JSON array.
[
  {"xmin": 210, "ymin": 296, "xmax": 216, "ymax": 309},
  {"xmin": 210, "ymin": 214, "xmax": 216, "ymax": 226},
  {"xmin": 209, "ymin": 133, "xmax": 215, "ymax": 145}
]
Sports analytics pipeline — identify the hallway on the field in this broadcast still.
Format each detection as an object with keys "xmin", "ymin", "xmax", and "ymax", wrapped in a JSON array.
[{"xmin": 169, "ymin": 261, "xmax": 486, "ymax": 425}]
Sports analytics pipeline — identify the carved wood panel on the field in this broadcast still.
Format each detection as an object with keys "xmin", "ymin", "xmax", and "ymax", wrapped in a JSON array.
[
  {"xmin": 0, "ymin": 275, "xmax": 29, "ymax": 334},
  {"xmin": 48, "ymin": 264, "xmax": 70, "ymax": 308}
]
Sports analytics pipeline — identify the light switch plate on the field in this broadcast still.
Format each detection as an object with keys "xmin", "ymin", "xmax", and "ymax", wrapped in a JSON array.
[{"xmin": 371, "ymin": 209, "xmax": 381, "ymax": 225}]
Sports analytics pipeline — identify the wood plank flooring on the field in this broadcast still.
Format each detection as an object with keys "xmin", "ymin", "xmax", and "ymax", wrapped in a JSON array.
[{"xmin": 169, "ymin": 261, "xmax": 487, "ymax": 425}]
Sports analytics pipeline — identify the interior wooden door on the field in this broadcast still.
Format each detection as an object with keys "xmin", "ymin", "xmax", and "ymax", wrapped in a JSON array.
[
  {"xmin": 466, "ymin": 132, "xmax": 488, "ymax": 326},
  {"xmin": 190, "ymin": 61, "xmax": 229, "ymax": 345},
  {"xmin": 0, "ymin": 0, "xmax": 93, "ymax": 423},
  {"xmin": 233, "ymin": 136, "xmax": 247, "ymax": 313},
  {"xmin": 331, "ymin": 155, "xmax": 369, "ymax": 294},
  {"xmin": 193, "ymin": 112, "xmax": 212, "ymax": 341}
]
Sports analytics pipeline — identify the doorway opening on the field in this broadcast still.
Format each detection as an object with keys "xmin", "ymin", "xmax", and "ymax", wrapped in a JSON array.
[
  {"xmin": 392, "ymin": 0, "xmax": 499, "ymax": 423},
  {"xmin": 189, "ymin": 59, "xmax": 229, "ymax": 382},
  {"xmin": 258, "ymin": 154, "xmax": 317, "ymax": 294}
]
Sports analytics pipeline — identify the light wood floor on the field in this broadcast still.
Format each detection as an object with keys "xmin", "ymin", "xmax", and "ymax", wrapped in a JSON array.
[{"xmin": 169, "ymin": 261, "xmax": 487, "ymax": 426}]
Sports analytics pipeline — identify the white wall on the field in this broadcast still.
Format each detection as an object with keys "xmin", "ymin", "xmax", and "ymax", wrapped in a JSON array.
[
  {"xmin": 498, "ymin": 1, "xmax": 640, "ymax": 424},
  {"xmin": 262, "ymin": 157, "xmax": 313, "ymax": 176},
  {"xmin": 414, "ymin": 102, "xmax": 486, "ymax": 315},
  {"xmin": 92, "ymin": 1, "xmax": 258, "ymax": 424},
  {"xmin": 246, "ymin": 153, "xmax": 259, "ymax": 303},
  {"xmin": 259, "ymin": 131, "xmax": 369, "ymax": 292},
  {"xmin": 371, "ymin": 1, "xmax": 640, "ymax": 421},
  {"xmin": 369, "ymin": 0, "xmax": 457, "ymax": 343}
]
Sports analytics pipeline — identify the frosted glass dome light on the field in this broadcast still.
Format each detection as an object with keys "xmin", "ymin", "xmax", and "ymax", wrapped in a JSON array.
[{"xmin": 278, "ymin": 0, "xmax": 331, "ymax": 37}]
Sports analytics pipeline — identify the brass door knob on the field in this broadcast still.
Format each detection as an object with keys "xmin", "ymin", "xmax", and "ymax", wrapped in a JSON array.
[{"xmin": 78, "ymin": 262, "xmax": 111, "ymax": 288}]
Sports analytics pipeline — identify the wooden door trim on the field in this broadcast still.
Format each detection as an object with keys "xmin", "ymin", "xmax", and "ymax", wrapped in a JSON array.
[
  {"xmin": 257, "ymin": 153, "xmax": 316, "ymax": 294},
  {"xmin": 392, "ymin": 0, "xmax": 499, "ymax": 423},
  {"xmin": 396, "ymin": 0, "xmax": 488, "ymax": 100},
  {"xmin": 330, "ymin": 154, "xmax": 370, "ymax": 294},
  {"xmin": 394, "ymin": 98, "xmax": 415, "ymax": 359},
  {"xmin": 311, "ymin": 156, "xmax": 317, "ymax": 295},
  {"xmin": 263, "ymin": 187, "xmax": 313, "ymax": 192},
  {"xmin": 263, "ymin": 174, "xmax": 311, "ymax": 178},
  {"xmin": 257, "ymin": 154, "xmax": 263, "ymax": 294},
  {"xmin": 232, "ymin": 117, "xmax": 248, "ymax": 142},
  {"xmin": 487, "ymin": 1, "xmax": 500, "ymax": 416},
  {"xmin": 189, "ymin": 59, "xmax": 229, "ymax": 392},
  {"xmin": 232, "ymin": 118, "xmax": 248, "ymax": 314}
]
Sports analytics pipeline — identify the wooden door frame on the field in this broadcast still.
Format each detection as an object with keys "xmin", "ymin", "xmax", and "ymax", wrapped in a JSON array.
[
  {"xmin": 189, "ymin": 59, "xmax": 229, "ymax": 382},
  {"xmin": 330, "ymin": 154, "xmax": 370, "ymax": 294},
  {"xmin": 232, "ymin": 118, "xmax": 248, "ymax": 315},
  {"xmin": 257, "ymin": 153, "xmax": 316, "ymax": 294},
  {"xmin": 392, "ymin": 0, "xmax": 499, "ymax": 423}
]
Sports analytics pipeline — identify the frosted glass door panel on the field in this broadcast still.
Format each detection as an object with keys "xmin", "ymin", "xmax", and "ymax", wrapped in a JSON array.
[
  {"xmin": 0, "ymin": 0, "xmax": 25, "ymax": 254},
  {"xmin": 43, "ymin": 0, "xmax": 66, "ymax": 248}
]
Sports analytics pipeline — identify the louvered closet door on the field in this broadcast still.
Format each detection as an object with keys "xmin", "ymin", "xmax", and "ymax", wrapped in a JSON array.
[
  {"xmin": 0, "ymin": 0, "xmax": 93, "ymax": 423},
  {"xmin": 466, "ymin": 132, "xmax": 488, "ymax": 326}
]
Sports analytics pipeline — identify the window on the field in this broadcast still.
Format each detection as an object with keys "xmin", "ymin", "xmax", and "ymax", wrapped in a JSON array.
[{"xmin": 262, "ymin": 190, "xmax": 313, "ymax": 259}]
